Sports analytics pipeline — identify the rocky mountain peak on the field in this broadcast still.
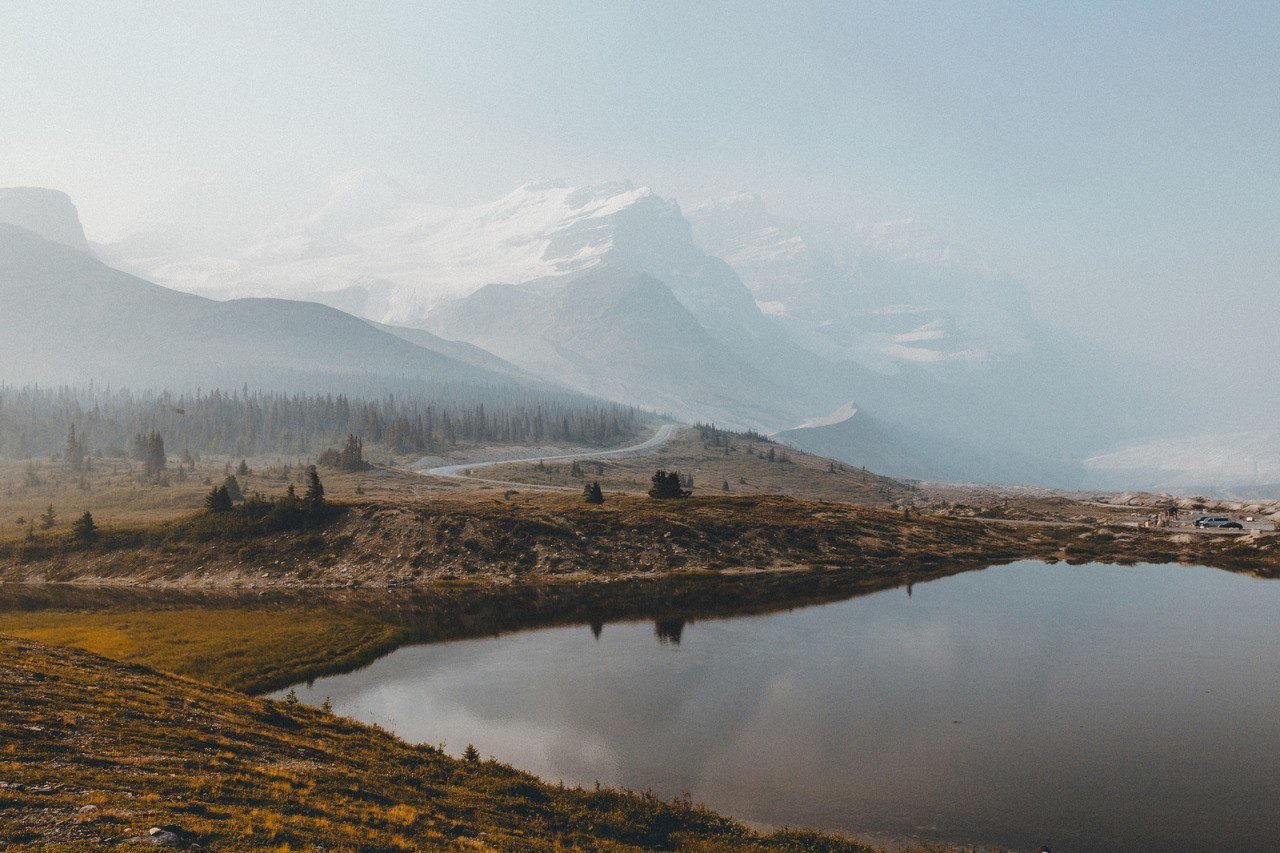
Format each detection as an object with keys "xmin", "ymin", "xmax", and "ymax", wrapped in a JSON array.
[{"xmin": 0, "ymin": 187, "xmax": 91, "ymax": 254}]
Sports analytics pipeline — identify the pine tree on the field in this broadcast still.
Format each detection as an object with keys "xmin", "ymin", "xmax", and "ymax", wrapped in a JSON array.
[
  {"xmin": 584, "ymin": 481, "xmax": 604, "ymax": 504},
  {"xmin": 648, "ymin": 470, "xmax": 689, "ymax": 499},
  {"xmin": 135, "ymin": 430, "xmax": 167, "ymax": 483},
  {"xmin": 722, "ymin": 479, "xmax": 730, "ymax": 492},
  {"xmin": 65, "ymin": 424, "xmax": 85, "ymax": 473},
  {"xmin": 204, "ymin": 485, "xmax": 233, "ymax": 513},
  {"xmin": 303, "ymin": 465, "xmax": 325, "ymax": 514},
  {"xmin": 72, "ymin": 511, "xmax": 97, "ymax": 543},
  {"xmin": 223, "ymin": 474, "xmax": 243, "ymax": 503},
  {"xmin": 237, "ymin": 459, "xmax": 250, "ymax": 476},
  {"xmin": 39, "ymin": 504, "xmax": 57, "ymax": 529}
]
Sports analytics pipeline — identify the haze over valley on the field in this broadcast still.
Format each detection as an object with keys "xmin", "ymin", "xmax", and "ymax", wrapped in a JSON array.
[
  {"xmin": 0, "ymin": 171, "xmax": 1239, "ymax": 493},
  {"xmin": 5, "ymin": 5, "xmax": 1280, "ymax": 851}
]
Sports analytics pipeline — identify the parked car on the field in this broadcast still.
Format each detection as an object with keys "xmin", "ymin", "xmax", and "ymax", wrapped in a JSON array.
[{"xmin": 1195, "ymin": 516, "xmax": 1236, "ymax": 528}]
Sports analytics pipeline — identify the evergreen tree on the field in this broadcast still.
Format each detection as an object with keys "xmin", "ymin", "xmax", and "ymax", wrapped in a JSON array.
[
  {"xmin": 223, "ymin": 474, "xmax": 243, "ymax": 503},
  {"xmin": 303, "ymin": 465, "xmax": 325, "ymax": 514},
  {"xmin": 65, "ymin": 424, "xmax": 85, "ymax": 473},
  {"xmin": 72, "ymin": 511, "xmax": 97, "ymax": 543},
  {"xmin": 39, "ymin": 504, "xmax": 57, "ymax": 529},
  {"xmin": 134, "ymin": 430, "xmax": 167, "ymax": 483},
  {"xmin": 236, "ymin": 459, "xmax": 250, "ymax": 476},
  {"xmin": 722, "ymin": 479, "xmax": 730, "ymax": 492},
  {"xmin": 339, "ymin": 434, "xmax": 366, "ymax": 471},
  {"xmin": 584, "ymin": 481, "xmax": 604, "ymax": 504},
  {"xmin": 318, "ymin": 434, "xmax": 369, "ymax": 471},
  {"xmin": 648, "ymin": 470, "xmax": 689, "ymax": 499},
  {"xmin": 204, "ymin": 485, "xmax": 233, "ymax": 513}
]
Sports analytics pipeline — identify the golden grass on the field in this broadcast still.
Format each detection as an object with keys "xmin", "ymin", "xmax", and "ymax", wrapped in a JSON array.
[
  {"xmin": 0, "ymin": 635, "xmax": 875, "ymax": 850},
  {"xmin": 0, "ymin": 606, "xmax": 407, "ymax": 693},
  {"xmin": 479, "ymin": 427, "xmax": 909, "ymax": 504},
  {"xmin": 0, "ymin": 447, "xmax": 505, "ymax": 544}
]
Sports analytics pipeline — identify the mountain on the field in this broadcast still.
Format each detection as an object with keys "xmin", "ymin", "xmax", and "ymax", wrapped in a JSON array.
[
  {"xmin": 778, "ymin": 407, "xmax": 1075, "ymax": 485},
  {"xmin": 98, "ymin": 175, "xmax": 1183, "ymax": 486},
  {"xmin": 105, "ymin": 176, "xmax": 852, "ymax": 430},
  {"xmin": 426, "ymin": 268, "xmax": 805, "ymax": 429},
  {"xmin": 0, "ymin": 187, "xmax": 91, "ymax": 254},
  {"xmin": 688, "ymin": 193, "xmax": 1166, "ymax": 485},
  {"xmin": 1082, "ymin": 431, "xmax": 1280, "ymax": 497},
  {"xmin": 687, "ymin": 192, "xmax": 1035, "ymax": 372},
  {"xmin": 0, "ymin": 221, "xmax": 541, "ymax": 396}
]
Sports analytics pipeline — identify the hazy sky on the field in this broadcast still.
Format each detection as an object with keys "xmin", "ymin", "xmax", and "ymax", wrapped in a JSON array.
[{"xmin": 2, "ymin": 0, "xmax": 1277, "ymax": 371}]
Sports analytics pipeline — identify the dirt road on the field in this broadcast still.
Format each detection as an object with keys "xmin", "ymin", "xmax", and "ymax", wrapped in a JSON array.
[{"xmin": 416, "ymin": 423, "xmax": 680, "ymax": 491}]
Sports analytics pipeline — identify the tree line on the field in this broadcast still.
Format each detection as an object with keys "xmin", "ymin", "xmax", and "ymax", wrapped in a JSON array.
[{"xmin": 0, "ymin": 385, "xmax": 643, "ymax": 460}]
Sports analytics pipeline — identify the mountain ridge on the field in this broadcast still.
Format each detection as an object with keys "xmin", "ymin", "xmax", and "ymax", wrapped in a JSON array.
[{"xmin": 0, "ymin": 221, "xmax": 558, "ymax": 399}]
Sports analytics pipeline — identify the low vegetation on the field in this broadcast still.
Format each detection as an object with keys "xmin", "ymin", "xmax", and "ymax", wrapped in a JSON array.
[
  {"xmin": 0, "ymin": 604, "xmax": 408, "ymax": 693},
  {"xmin": 482, "ymin": 425, "xmax": 910, "ymax": 504},
  {"xmin": 0, "ymin": 635, "xmax": 871, "ymax": 850}
]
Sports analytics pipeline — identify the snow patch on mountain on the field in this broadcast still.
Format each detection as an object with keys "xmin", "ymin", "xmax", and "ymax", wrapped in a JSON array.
[
  {"xmin": 1084, "ymin": 432, "xmax": 1280, "ymax": 495},
  {"xmin": 794, "ymin": 400, "xmax": 858, "ymax": 430},
  {"xmin": 687, "ymin": 192, "xmax": 1034, "ymax": 372},
  {"xmin": 105, "ymin": 174, "xmax": 705, "ymax": 327}
]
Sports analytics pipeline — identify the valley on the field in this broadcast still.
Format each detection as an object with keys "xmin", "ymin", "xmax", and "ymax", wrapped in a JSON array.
[{"xmin": 5, "ymin": 9, "xmax": 1277, "ymax": 850}]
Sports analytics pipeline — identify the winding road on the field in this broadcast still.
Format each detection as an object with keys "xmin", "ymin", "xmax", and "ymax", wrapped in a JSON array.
[{"xmin": 415, "ymin": 423, "xmax": 680, "ymax": 491}]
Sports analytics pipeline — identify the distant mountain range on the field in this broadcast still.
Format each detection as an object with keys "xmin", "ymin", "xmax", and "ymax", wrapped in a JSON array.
[
  {"xmin": 100, "ymin": 174, "xmax": 855, "ymax": 431},
  {"xmin": 0, "ymin": 191, "xmax": 553, "ymax": 399},
  {"xmin": 0, "ymin": 176, "xmax": 1222, "ymax": 489}
]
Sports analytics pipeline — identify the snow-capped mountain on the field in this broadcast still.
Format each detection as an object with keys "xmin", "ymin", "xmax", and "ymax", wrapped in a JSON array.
[
  {"xmin": 105, "ymin": 174, "xmax": 850, "ymax": 429},
  {"xmin": 106, "ymin": 173, "xmax": 745, "ymax": 327},
  {"xmin": 98, "ymin": 174, "xmax": 1178, "ymax": 485},
  {"xmin": 687, "ymin": 192, "xmax": 1035, "ymax": 372}
]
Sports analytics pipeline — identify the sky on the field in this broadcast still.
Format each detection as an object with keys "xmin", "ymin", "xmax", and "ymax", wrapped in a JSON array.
[{"xmin": 1, "ymin": 0, "xmax": 1277, "ymax": 376}]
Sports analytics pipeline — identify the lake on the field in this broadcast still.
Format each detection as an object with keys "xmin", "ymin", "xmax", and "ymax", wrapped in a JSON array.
[{"xmin": 278, "ymin": 561, "xmax": 1280, "ymax": 851}]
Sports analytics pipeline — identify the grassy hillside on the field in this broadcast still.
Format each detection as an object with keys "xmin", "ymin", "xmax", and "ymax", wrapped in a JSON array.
[
  {"xmin": 0, "ymin": 635, "xmax": 870, "ymax": 850},
  {"xmin": 0, "ymin": 490, "xmax": 1044, "ymax": 588},
  {"xmin": 6, "ymin": 480, "xmax": 1280, "ymax": 589},
  {"xmin": 478, "ymin": 426, "xmax": 910, "ymax": 504},
  {"xmin": 0, "ymin": 222, "xmax": 532, "ymax": 393}
]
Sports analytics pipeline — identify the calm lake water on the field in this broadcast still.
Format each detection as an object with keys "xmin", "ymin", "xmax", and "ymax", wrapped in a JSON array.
[{"xmin": 279, "ymin": 562, "xmax": 1280, "ymax": 851}]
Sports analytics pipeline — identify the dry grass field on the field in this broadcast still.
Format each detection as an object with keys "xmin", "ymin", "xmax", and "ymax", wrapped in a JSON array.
[
  {"xmin": 0, "ymin": 449, "xmax": 492, "ymax": 546},
  {"xmin": 477, "ymin": 426, "xmax": 911, "ymax": 504}
]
